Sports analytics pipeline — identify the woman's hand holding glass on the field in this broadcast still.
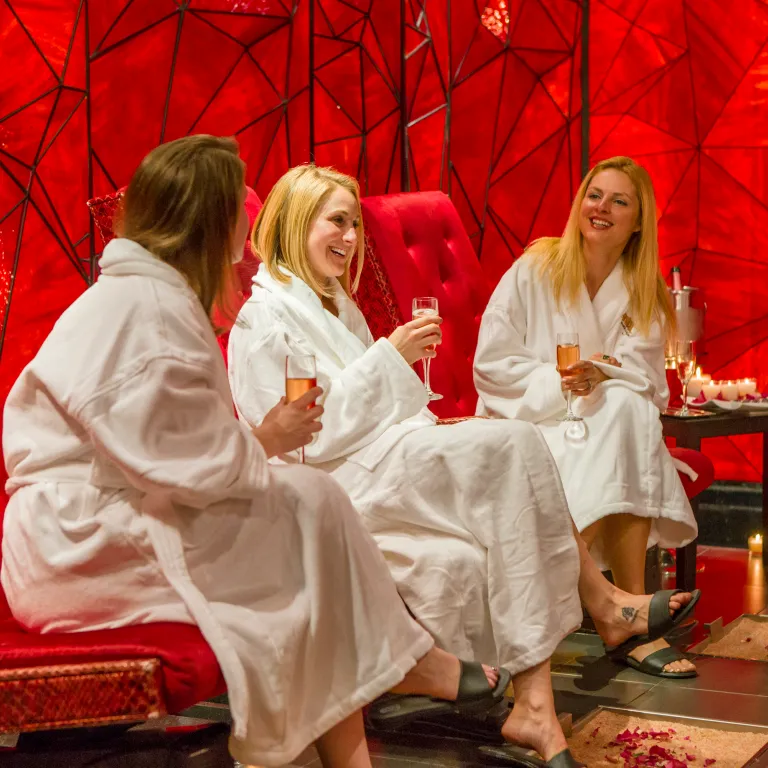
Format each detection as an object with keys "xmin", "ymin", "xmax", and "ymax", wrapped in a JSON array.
[
  {"xmin": 251, "ymin": 388, "xmax": 324, "ymax": 459},
  {"xmin": 388, "ymin": 314, "xmax": 443, "ymax": 366},
  {"xmin": 560, "ymin": 360, "xmax": 610, "ymax": 398}
]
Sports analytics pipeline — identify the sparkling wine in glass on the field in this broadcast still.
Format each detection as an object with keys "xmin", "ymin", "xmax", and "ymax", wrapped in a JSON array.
[
  {"xmin": 675, "ymin": 340, "xmax": 696, "ymax": 416},
  {"xmin": 556, "ymin": 333, "xmax": 584, "ymax": 424},
  {"xmin": 556, "ymin": 332, "xmax": 587, "ymax": 444},
  {"xmin": 285, "ymin": 353, "xmax": 317, "ymax": 463},
  {"xmin": 412, "ymin": 297, "xmax": 443, "ymax": 402}
]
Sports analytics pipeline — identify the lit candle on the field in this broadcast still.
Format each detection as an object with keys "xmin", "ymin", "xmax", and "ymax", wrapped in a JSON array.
[
  {"xmin": 701, "ymin": 381, "xmax": 721, "ymax": 400},
  {"xmin": 738, "ymin": 378, "xmax": 757, "ymax": 397},
  {"xmin": 687, "ymin": 367, "xmax": 706, "ymax": 398},
  {"xmin": 748, "ymin": 533, "xmax": 763, "ymax": 555},
  {"xmin": 721, "ymin": 380, "xmax": 740, "ymax": 401}
]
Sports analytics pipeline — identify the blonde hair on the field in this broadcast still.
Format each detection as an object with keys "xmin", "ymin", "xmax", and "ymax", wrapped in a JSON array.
[
  {"xmin": 529, "ymin": 156, "xmax": 674, "ymax": 336},
  {"xmin": 252, "ymin": 164, "xmax": 364, "ymax": 298},
  {"xmin": 119, "ymin": 134, "xmax": 245, "ymax": 322}
]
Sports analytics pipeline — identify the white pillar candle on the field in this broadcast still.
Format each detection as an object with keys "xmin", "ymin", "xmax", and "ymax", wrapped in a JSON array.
[
  {"xmin": 701, "ymin": 381, "xmax": 721, "ymax": 400},
  {"xmin": 738, "ymin": 378, "xmax": 757, "ymax": 396},
  {"xmin": 721, "ymin": 380, "xmax": 740, "ymax": 401}
]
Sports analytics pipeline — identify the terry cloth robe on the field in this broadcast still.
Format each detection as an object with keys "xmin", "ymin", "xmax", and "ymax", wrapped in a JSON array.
[
  {"xmin": 473, "ymin": 253, "xmax": 697, "ymax": 568},
  {"xmin": 228, "ymin": 263, "xmax": 583, "ymax": 671},
  {"xmin": 0, "ymin": 238, "xmax": 434, "ymax": 767}
]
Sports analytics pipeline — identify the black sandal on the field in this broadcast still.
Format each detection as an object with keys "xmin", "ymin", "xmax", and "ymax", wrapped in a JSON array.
[
  {"xmin": 479, "ymin": 745, "xmax": 585, "ymax": 767},
  {"xmin": 606, "ymin": 588, "xmax": 701, "ymax": 660},
  {"xmin": 620, "ymin": 644, "xmax": 697, "ymax": 679},
  {"xmin": 366, "ymin": 661, "xmax": 511, "ymax": 730}
]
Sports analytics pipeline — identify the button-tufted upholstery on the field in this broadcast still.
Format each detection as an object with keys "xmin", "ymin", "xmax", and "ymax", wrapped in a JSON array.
[
  {"xmin": 359, "ymin": 192, "xmax": 492, "ymax": 418},
  {"xmin": 357, "ymin": 191, "xmax": 714, "ymax": 500}
]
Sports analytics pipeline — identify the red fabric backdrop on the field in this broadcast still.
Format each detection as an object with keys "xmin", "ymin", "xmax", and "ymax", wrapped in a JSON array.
[{"xmin": 0, "ymin": 0, "xmax": 766, "ymax": 481}]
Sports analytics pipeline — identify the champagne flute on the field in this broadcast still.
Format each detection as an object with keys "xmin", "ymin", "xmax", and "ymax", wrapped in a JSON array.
[
  {"xmin": 556, "ymin": 332, "xmax": 584, "ymax": 424},
  {"xmin": 412, "ymin": 297, "xmax": 443, "ymax": 401},
  {"xmin": 675, "ymin": 340, "xmax": 696, "ymax": 416},
  {"xmin": 285, "ymin": 353, "xmax": 317, "ymax": 463}
]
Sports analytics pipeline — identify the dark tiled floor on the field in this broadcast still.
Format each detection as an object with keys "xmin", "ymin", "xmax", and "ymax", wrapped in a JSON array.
[{"xmin": 3, "ymin": 547, "xmax": 766, "ymax": 767}]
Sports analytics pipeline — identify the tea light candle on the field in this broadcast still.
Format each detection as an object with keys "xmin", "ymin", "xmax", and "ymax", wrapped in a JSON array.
[
  {"xmin": 701, "ymin": 381, "xmax": 721, "ymax": 400},
  {"xmin": 687, "ymin": 366, "xmax": 705, "ymax": 398},
  {"xmin": 721, "ymin": 380, "xmax": 740, "ymax": 401},
  {"xmin": 748, "ymin": 533, "xmax": 763, "ymax": 555},
  {"xmin": 738, "ymin": 378, "xmax": 757, "ymax": 397}
]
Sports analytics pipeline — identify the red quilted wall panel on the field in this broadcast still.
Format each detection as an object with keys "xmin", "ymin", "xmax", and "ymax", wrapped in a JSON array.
[{"xmin": 0, "ymin": 0, "xmax": 765, "ymax": 482}]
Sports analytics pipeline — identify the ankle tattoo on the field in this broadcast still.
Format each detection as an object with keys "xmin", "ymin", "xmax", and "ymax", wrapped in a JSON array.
[{"xmin": 621, "ymin": 606, "xmax": 638, "ymax": 623}]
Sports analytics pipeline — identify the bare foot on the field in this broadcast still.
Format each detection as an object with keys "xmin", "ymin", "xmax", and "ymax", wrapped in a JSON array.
[
  {"xmin": 593, "ymin": 589, "xmax": 694, "ymax": 648},
  {"xmin": 628, "ymin": 637, "xmax": 696, "ymax": 674},
  {"xmin": 501, "ymin": 700, "xmax": 568, "ymax": 762},
  {"xmin": 390, "ymin": 647, "xmax": 500, "ymax": 701}
]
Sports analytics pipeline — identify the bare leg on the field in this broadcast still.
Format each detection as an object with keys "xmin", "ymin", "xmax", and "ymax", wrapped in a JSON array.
[
  {"xmin": 390, "ymin": 646, "xmax": 499, "ymax": 699},
  {"xmin": 315, "ymin": 710, "xmax": 372, "ymax": 768},
  {"xmin": 580, "ymin": 518, "xmax": 606, "ymax": 550},
  {"xmin": 571, "ymin": 519, "xmax": 694, "ymax": 648},
  {"xmin": 501, "ymin": 659, "xmax": 568, "ymax": 761},
  {"xmin": 605, "ymin": 514, "xmax": 696, "ymax": 674}
]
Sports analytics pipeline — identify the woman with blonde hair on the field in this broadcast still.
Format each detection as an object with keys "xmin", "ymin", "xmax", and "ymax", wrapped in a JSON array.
[
  {"xmin": 228, "ymin": 163, "xmax": 699, "ymax": 766},
  {"xmin": 1, "ymin": 135, "xmax": 520, "ymax": 768},
  {"xmin": 474, "ymin": 156, "xmax": 699, "ymax": 679}
]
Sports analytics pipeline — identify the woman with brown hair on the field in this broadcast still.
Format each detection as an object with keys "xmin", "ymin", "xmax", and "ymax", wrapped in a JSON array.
[
  {"xmin": 0, "ymin": 135, "xmax": 512, "ymax": 768},
  {"xmin": 474, "ymin": 156, "xmax": 699, "ymax": 679}
]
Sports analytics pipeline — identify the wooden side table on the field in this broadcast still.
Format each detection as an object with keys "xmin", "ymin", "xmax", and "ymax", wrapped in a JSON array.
[{"xmin": 661, "ymin": 410, "xmax": 768, "ymax": 591}]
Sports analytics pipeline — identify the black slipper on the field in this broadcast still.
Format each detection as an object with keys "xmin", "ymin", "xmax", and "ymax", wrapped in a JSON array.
[
  {"xmin": 479, "ymin": 745, "xmax": 585, "ymax": 767},
  {"xmin": 366, "ymin": 661, "xmax": 511, "ymax": 730},
  {"xmin": 621, "ymin": 645, "xmax": 697, "ymax": 679},
  {"xmin": 606, "ymin": 588, "xmax": 701, "ymax": 660}
]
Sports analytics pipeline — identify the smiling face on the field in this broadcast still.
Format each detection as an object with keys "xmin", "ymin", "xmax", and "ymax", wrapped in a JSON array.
[
  {"xmin": 579, "ymin": 168, "xmax": 641, "ymax": 254},
  {"xmin": 306, "ymin": 184, "xmax": 360, "ymax": 283}
]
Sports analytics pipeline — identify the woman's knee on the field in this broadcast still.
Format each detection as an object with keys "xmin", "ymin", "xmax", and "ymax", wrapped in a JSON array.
[{"xmin": 271, "ymin": 465, "xmax": 359, "ymax": 524}]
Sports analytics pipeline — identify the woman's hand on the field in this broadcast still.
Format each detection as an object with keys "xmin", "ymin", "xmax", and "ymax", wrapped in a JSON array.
[
  {"xmin": 388, "ymin": 315, "xmax": 443, "ymax": 365},
  {"xmin": 590, "ymin": 352, "xmax": 621, "ymax": 368},
  {"xmin": 561, "ymin": 361, "xmax": 609, "ymax": 397},
  {"xmin": 252, "ymin": 387, "xmax": 324, "ymax": 458}
]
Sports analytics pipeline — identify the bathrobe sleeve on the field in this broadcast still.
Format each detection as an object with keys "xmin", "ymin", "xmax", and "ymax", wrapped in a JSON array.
[
  {"xmin": 230, "ymin": 320, "xmax": 429, "ymax": 464},
  {"xmin": 72, "ymin": 353, "xmax": 270, "ymax": 508},
  {"xmin": 592, "ymin": 320, "xmax": 670, "ymax": 412},
  {"xmin": 474, "ymin": 262, "xmax": 567, "ymax": 423}
]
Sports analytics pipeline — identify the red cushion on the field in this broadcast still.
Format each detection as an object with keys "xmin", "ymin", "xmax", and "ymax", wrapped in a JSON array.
[
  {"xmin": 0, "ymin": 620, "xmax": 225, "ymax": 713},
  {"xmin": 669, "ymin": 447, "xmax": 715, "ymax": 499},
  {"xmin": 360, "ymin": 192, "xmax": 492, "ymax": 418}
]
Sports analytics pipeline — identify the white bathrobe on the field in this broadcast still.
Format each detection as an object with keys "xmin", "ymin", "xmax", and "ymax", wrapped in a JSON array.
[
  {"xmin": 473, "ymin": 253, "xmax": 697, "ymax": 567},
  {"xmin": 0, "ymin": 239, "xmax": 434, "ymax": 767},
  {"xmin": 228, "ymin": 264, "xmax": 583, "ymax": 671}
]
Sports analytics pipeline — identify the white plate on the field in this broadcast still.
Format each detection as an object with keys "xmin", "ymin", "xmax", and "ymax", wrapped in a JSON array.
[
  {"xmin": 687, "ymin": 397, "xmax": 768, "ymax": 411},
  {"xmin": 687, "ymin": 397, "xmax": 742, "ymax": 410},
  {"xmin": 742, "ymin": 399, "xmax": 768, "ymax": 410}
]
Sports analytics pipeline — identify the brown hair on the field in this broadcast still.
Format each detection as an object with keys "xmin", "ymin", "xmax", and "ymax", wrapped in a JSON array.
[
  {"xmin": 252, "ymin": 164, "xmax": 364, "ymax": 299},
  {"xmin": 119, "ymin": 134, "xmax": 245, "ymax": 321}
]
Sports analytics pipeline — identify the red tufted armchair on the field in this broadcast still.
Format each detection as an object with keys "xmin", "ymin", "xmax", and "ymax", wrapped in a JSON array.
[{"xmin": 356, "ymin": 191, "xmax": 715, "ymax": 579}]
